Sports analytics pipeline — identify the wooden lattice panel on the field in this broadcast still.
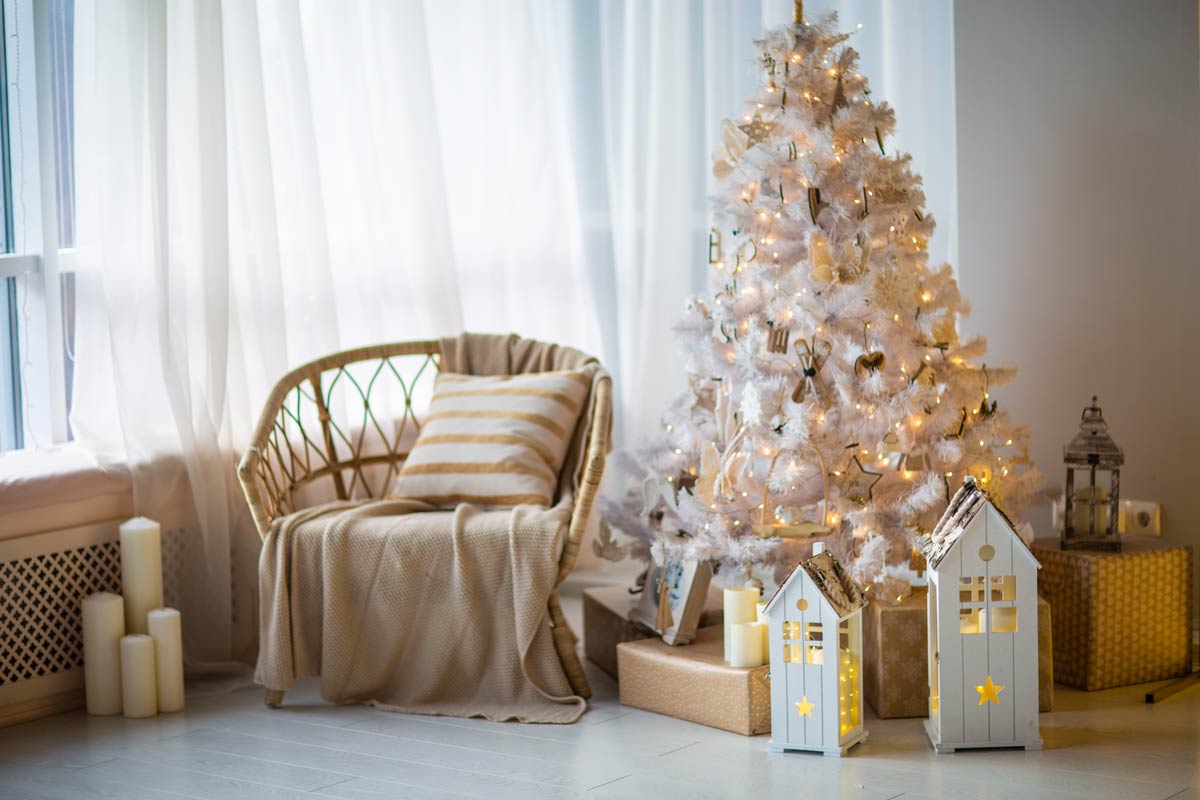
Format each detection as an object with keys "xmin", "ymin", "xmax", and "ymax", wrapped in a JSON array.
[{"xmin": 0, "ymin": 538, "xmax": 121, "ymax": 687}]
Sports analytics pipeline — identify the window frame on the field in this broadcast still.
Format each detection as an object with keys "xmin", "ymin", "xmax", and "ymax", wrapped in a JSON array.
[{"xmin": 0, "ymin": 0, "xmax": 74, "ymax": 451}]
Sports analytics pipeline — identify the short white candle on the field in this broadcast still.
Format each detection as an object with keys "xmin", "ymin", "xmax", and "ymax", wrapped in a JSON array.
[
  {"xmin": 723, "ymin": 586, "xmax": 759, "ymax": 661},
  {"xmin": 120, "ymin": 634, "xmax": 157, "ymax": 718},
  {"xmin": 148, "ymin": 608, "xmax": 185, "ymax": 713},
  {"xmin": 119, "ymin": 517, "xmax": 163, "ymax": 634},
  {"xmin": 729, "ymin": 622, "xmax": 764, "ymax": 668},
  {"xmin": 81, "ymin": 592, "xmax": 125, "ymax": 715}
]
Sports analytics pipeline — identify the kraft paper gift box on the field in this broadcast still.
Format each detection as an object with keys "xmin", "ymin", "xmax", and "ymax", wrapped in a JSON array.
[
  {"xmin": 863, "ymin": 586, "xmax": 1054, "ymax": 718},
  {"xmin": 584, "ymin": 584, "xmax": 723, "ymax": 679},
  {"xmin": 617, "ymin": 625, "xmax": 770, "ymax": 736},
  {"xmin": 1033, "ymin": 538, "xmax": 1192, "ymax": 691}
]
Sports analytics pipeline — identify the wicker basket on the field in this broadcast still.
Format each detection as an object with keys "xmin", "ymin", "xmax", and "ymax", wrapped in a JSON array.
[{"xmin": 236, "ymin": 339, "xmax": 611, "ymax": 701}]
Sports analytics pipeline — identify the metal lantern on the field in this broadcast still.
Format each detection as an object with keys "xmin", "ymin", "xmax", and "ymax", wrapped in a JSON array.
[{"xmin": 1062, "ymin": 396, "xmax": 1124, "ymax": 551}]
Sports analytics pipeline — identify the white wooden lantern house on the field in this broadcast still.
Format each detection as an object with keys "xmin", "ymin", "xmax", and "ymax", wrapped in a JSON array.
[
  {"xmin": 763, "ymin": 546, "xmax": 869, "ymax": 756},
  {"xmin": 922, "ymin": 477, "xmax": 1042, "ymax": 753}
]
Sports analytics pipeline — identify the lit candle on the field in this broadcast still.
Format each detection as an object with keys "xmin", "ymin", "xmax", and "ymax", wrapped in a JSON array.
[
  {"xmin": 148, "ymin": 608, "xmax": 185, "ymax": 713},
  {"xmin": 729, "ymin": 622, "xmax": 765, "ymax": 668},
  {"xmin": 81, "ymin": 592, "xmax": 125, "ymax": 715},
  {"xmin": 119, "ymin": 518, "xmax": 163, "ymax": 634},
  {"xmin": 1073, "ymin": 486, "xmax": 1108, "ymax": 534},
  {"xmin": 723, "ymin": 586, "xmax": 760, "ymax": 661},
  {"xmin": 120, "ymin": 634, "xmax": 157, "ymax": 718}
]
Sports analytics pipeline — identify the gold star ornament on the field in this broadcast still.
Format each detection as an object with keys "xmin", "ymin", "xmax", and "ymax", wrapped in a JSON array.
[
  {"xmin": 738, "ymin": 113, "xmax": 776, "ymax": 147},
  {"xmin": 975, "ymin": 675, "xmax": 1004, "ymax": 706},
  {"xmin": 794, "ymin": 696, "xmax": 815, "ymax": 718},
  {"xmin": 832, "ymin": 455, "xmax": 882, "ymax": 505}
]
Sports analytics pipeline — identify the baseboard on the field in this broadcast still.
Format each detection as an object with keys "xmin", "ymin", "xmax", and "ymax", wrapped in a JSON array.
[{"xmin": 0, "ymin": 688, "xmax": 84, "ymax": 728}]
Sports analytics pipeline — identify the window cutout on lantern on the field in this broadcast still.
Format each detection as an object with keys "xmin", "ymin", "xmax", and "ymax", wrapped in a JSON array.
[
  {"xmin": 783, "ymin": 620, "xmax": 803, "ymax": 640},
  {"xmin": 805, "ymin": 622, "xmax": 824, "ymax": 664},
  {"xmin": 959, "ymin": 575, "xmax": 985, "ymax": 604},
  {"xmin": 990, "ymin": 606, "xmax": 1017, "ymax": 633},
  {"xmin": 796, "ymin": 598, "xmax": 809, "ymax": 611},
  {"xmin": 959, "ymin": 607, "xmax": 982, "ymax": 634},
  {"xmin": 990, "ymin": 574, "xmax": 1017, "ymax": 602},
  {"xmin": 838, "ymin": 619, "xmax": 850, "ymax": 650},
  {"xmin": 784, "ymin": 643, "xmax": 804, "ymax": 663}
]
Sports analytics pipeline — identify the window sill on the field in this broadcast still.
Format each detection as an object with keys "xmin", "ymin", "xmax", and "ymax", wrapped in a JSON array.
[{"xmin": 0, "ymin": 444, "xmax": 132, "ymax": 541}]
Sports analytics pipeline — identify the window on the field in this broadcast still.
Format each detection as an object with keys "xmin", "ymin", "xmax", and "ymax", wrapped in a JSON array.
[
  {"xmin": 0, "ymin": 0, "xmax": 76, "ymax": 451},
  {"xmin": 782, "ymin": 619, "xmax": 803, "ymax": 663},
  {"xmin": 988, "ymin": 575, "xmax": 1018, "ymax": 633},
  {"xmin": 959, "ymin": 575, "xmax": 985, "ymax": 634},
  {"xmin": 959, "ymin": 573, "xmax": 1018, "ymax": 635},
  {"xmin": 804, "ymin": 621, "xmax": 824, "ymax": 665}
]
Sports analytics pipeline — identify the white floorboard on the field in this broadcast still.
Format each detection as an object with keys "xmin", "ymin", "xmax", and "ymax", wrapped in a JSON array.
[{"xmin": 0, "ymin": 581, "xmax": 1196, "ymax": 800}]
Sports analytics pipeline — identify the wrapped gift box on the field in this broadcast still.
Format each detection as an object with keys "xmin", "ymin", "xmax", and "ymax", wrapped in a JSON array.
[
  {"xmin": 1033, "ymin": 538, "xmax": 1192, "ymax": 690},
  {"xmin": 583, "ymin": 584, "xmax": 723, "ymax": 679},
  {"xmin": 617, "ymin": 625, "xmax": 770, "ymax": 735},
  {"xmin": 863, "ymin": 587, "xmax": 1054, "ymax": 718}
]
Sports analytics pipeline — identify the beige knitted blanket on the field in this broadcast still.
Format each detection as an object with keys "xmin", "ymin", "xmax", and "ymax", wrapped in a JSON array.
[{"xmin": 254, "ymin": 333, "xmax": 602, "ymax": 724}]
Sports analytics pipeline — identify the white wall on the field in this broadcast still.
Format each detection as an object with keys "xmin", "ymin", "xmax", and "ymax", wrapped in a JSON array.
[{"xmin": 954, "ymin": 0, "xmax": 1200, "ymax": 597}]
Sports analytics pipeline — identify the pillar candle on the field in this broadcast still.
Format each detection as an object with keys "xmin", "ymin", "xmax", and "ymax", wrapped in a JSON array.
[
  {"xmin": 723, "ymin": 586, "xmax": 759, "ymax": 661},
  {"xmin": 119, "ymin": 517, "xmax": 163, "ymax": 634},
  {"xmin": 755, "ymin": 601, "xmax": 768, "ymax": 622},
  {"xmin": 81, "ymin": 592, "xmax": 125, "ymax": 715},
  {"xmin": 148, "ymin": 608, "xmax": 185, "ymax": 713},
  {"xmin": 120, "ymin": 634, "xmax": 157, "ymax": 718},
  {"xmin": 729, "ymin": 622, "xmax": 764, "ymax": 668},
  {"xmin": 752, "ymin": 620, "xmax": 771, "ymax": 663},
  {"xmin": 1073, "ymin": 486, "xmax": 1108, "ymax": 534}
]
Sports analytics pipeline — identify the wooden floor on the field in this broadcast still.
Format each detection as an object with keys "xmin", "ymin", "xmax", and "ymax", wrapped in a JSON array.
[{"xmin": 2, "ymin": 585, "xmax": 1198, "ymax": 800}]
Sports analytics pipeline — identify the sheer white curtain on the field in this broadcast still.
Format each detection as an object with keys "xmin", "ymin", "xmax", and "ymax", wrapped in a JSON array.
[{"xmin": 69, "ymin": 0, "xmax": 953, "ymax": 663}]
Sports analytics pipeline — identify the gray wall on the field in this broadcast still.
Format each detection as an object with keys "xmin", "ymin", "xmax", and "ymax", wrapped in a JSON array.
[{"xmin": 955, "ymin": 0, "xmax": 1200, "ymax": 599}]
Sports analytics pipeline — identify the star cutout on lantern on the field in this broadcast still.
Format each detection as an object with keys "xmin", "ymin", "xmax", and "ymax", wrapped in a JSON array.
[
  {"xmin": 832, "ymin": 455, "xmax": 882, "ymax": 506},
  {"xmin": 738, "ymin": 113, "xmax": 776, "ymax": 147},
  {"xmin": 975, "ymin": 675, "xmax": 1005, "ymax": 706},
  {"xmin": 794, "ymin": 696, "xmax": 815, "ymax": 718}
]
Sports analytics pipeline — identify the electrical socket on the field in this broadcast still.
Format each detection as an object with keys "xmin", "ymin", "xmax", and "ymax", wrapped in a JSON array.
[
  {"xmin": 1118, "ymin": 500, "xmax": 1162, "ymax": 536},
  {"xmin": 1049, "ymin": 498, "xmax": 1162, "ymax": 536}
]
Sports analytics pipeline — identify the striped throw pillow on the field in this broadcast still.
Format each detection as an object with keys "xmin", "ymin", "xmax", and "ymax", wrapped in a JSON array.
[{"xmin": 392, "ymin": 371, "xmax": 590, "ymax": 508}]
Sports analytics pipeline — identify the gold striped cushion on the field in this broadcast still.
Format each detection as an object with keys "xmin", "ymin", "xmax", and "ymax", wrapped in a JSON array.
[{"xmin": 392, "ymin": 371, "xmax": 590, "ymax": 508}]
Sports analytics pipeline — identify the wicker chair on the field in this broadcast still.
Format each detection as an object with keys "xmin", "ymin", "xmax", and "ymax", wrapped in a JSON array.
[{"xmin": 236, "ymin": 339, "xmax": 611, "ymax": 707}]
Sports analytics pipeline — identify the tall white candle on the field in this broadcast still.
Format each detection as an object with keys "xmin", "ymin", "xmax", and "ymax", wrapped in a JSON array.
[
  {"xmin": 752, "ymin": 620, "xmax": 770, "ymax": 663},
  {"xmin": 120, "ymin": 634, "xmax": 157, "ymax": 718},
  {"xmin": 723, "ymin": 586, "xmax": 759, "ymax": 661},
  {"xmin": 729, "ymin": 622, "xmax": 764, "ymax": 668},
  {"xmin": 148, "ymin": 608, "xmax": 185, "ymax": 713},
  {"xmin": 81, "ymin": 592, "xmax": 125, "ymax": 715},
  {"xmin": 119, "ymin": 517, "xmax": 163, "ymax": 634}
]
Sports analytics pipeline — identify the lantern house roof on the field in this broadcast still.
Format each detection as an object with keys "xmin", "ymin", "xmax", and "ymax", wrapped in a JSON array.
[
  {"xmin": 920, "ymin": 476, "xmax": 1040, "ymax": 570},
  {"xmin": 1063, "ymin": 396, "xmax": 1124, "ymax": 467},
  {"xmin": 762, "ymin": 550, "xmax": 868, "ymax": 619}
]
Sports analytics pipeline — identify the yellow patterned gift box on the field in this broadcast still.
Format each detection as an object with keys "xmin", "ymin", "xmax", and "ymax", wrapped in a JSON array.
[
  {"xmin": 1033, "ymin": 539, "xmax": 1192, "ymax": 691},
  {"xmin": 862, "ymin": 586, "xmax": 1054, "ymax": 718},
  {"xmin": 617, "ymin": 625, "xmax": 770, "ymax": 736}
]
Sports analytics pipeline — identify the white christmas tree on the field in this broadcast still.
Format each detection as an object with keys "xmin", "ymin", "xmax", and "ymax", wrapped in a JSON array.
[{"xmin": 599, "ymin": 7, "xmax": 1053, "ymax": 600}]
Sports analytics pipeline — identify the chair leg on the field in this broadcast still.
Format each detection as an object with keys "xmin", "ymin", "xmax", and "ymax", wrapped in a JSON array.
[
  {"xmin": 264, "ymin": 689, "xmax": 285, "ymax": 708},
  {"xmin": 548, "ymin": 592, "xmax": 591, "ymax": 700}
]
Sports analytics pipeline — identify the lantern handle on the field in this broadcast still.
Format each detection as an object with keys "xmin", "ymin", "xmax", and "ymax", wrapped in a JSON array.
[{"xmin": 1082, "ymin": 395, "xmax": 1102, "ymax": 422}]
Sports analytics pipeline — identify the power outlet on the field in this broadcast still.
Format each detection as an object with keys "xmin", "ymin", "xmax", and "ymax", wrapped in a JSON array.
[
  {"xmin": 1118, "ymin": 500, "xmax": 1162, "ymax": 536},
  {"xmin": 1049, "ymin": 498, "xmax": 1162, "ymax": 536}
]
